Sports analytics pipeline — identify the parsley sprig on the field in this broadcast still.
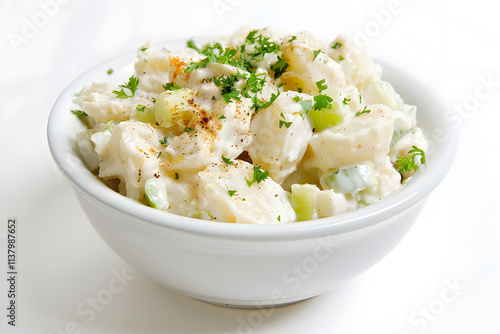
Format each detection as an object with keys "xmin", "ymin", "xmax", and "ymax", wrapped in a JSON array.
[
  {"xmin": 355, "ymin": 106, "xmax": 371, "ymax": 116},
  {"xmin": 313, "ymin": 94, "xmax": 334, "ymax": 111},
  {"xmin": 313, "ymin": 49, "xmax": 323, "ymax": 61},
  {"xmin": 241, "ymin": 72, "xmax": 266, "ymax": 98},
  {"xmin": 395, "ymin": 146, "xmax": 426, "ymax": 173},
  {"xmin": 209, "ymin": 73, "xmax": 246, "ymax": 104},
  {"xmin": 332, "ymin": 42, "xmax": 343, "ymax": 49},
  {"xmin": 246, "ymin": 164, "xmax": 270, "ymax": 187},
  {"xmin": 159, "ymin": 136, "xmax": 169, "ymax": 145},
  {"xmin": 112, "ymin": 76, "xmax": 139, "ymax": 98},
  {"xmin": 244, "ymin": 30, "xmax": 280, "ymax": 62},
  {"xmin": 185, "ymin": 43, "xmax": 250, "ymax": 73},
  {"xmin": 279, "ymin": 112, "xmax": 293, "ymax": 129},
  {"xmin": 162, "ymin": 83, "xmax": 183, "ymax": 91},
  {"xmin": 71, "ymin": 109, "xmax": 87, "ymax": 116},
  {"xmin": 316, "ymin": 79, "xmax": 328, "ymax": 94},
  {"xmin": 252, "ymin": 91, "xmax": 280, "ymax": 113},
  {"xmin": 270, "ymin": 56, "xmax": 289, "ymax": 79},
  {"xmin": 186, "ymin": 39, "xmax": 200, "ymax": 53},
  {"xmin": 187, "ymin": 32, "xmax": 282, "ymax": 111},
  {"xmin": 222, "ymin": 156, "xmax": 234, "ymax": 165}
]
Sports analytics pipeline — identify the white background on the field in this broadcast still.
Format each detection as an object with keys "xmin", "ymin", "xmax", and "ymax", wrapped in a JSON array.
[{"xmin": 1, "ymin": 0, "xmax": 499, "ymax": 333}]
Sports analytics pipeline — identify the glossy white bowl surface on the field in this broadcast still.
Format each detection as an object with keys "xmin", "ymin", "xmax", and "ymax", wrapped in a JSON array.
[{"xmin": 48, "ymin": 40, "xmax": 456, "ymax": 307}]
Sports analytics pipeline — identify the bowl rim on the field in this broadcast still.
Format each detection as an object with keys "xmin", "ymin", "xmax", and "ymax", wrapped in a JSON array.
[{"xmin": 47, "ymin": 38, "xmax": 457, "ymax": 241}]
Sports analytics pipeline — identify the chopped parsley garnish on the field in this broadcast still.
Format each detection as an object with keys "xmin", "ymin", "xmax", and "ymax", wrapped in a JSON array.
[
  {"xmin": 157, "ymin": 151, "xmax": 162, "ymax": 158},
  {"xmin": 279, "ymin": 112, "xmax": 293, "ymax": 129},
  {"xmin": 244, "ymin": 30, "xmax": 280, "ymax": 62},
  {"xmin": 252, "ymin": 91, "xmax": 280, "ymax": 113},
  {"xmin": 183, "ymin": 127, "xmax": 195, "ymax": 132},
  {"xmin": 342, "ymin": 98, "xmax": 351, "ymax": 105},
  {"xmin": 332, "ymin": 42, "xmax": 343, "ymax": 49},
  {"xmin": 245, "ymin": 30, "xmax": 259, "ymax": 43},
  {"xmin": 355, "ymin": 106, "xmax": 371, "ymax": 116},
  {"xmin": 184, "ymin": 51, "xmax": 217, "ymax": 73},
  {"xmin": 112, "ymin": 76, "xmax": 139, "ymax": 98},
  {"xmin": 270, "ymin": 56, "xmax": 289, "ymax": 79},
  {"xmin": 136, "ymin": 104, "xmax": 146, "ymax": 111},
  {"xmin": 228, "ymin": 190, "xmax": 237, "ymax": 197},
  {"xmin": 241, "ymin": 72, "xmax": 266, "ymax": 98},
  {"xmin": 159, "ymin": 136, "xmax": 168, "ymax": 145},
  {"xmin": 212, "ymin": 73, "xmax": 245, "ymax": 104},
  {"xmin": 71, "ymin": 109, "xmax": 87, "ymax": 116},
  {"xmin": 185, "ymin": 44, "xmax": 250, "ymax": 73},
  {"xmin": 316, "ymin": 79, "xmax": 328, "ymax": 93},
  {"xmin": 218, "ymin": 115, "xmax": 226, "ymax": 120},
  {"xmin": 200, "ymin": 42, "xmax": 223, "ymax": 56},
  {"xmin": 313, "ymin": 94, "xmax": 334, "ymax": 111},
  {"xmin": 338, "ymin": 55, "xmax": 345, "ymax": 61},
  {"xmin": 107, "ymin": 69, "xmax": 113, "ymax": 75},
  {"xmin": 292, "ymin": 96, "xmax": 302, "ymax": 102},
  {"xmin": 162, "ymin": 83, "xmax": 183, "ymax": 91},
  {"xmin": 186, "ymin": 39, "xmax": 201, "ymax": 53},
  {"xmin": 277, "ymin": 215, "xmax": 281, "ymax": 222},
  {"xmin": 222, "ymin": 156, "xmax": 234, "ymax": 165},
  {"xmin": 313, "ymin": 49, "xmax": 323, "ymax": 61},
  {"xmin": 174, "ymin": 172, "xmax": 179, "ymax": 180},
  {"xmin": 288, "ymin": 36, "xmax": 297, "ymax": 44},
  {"xmin": 395, "ymin": 146, "xmax": 426, "ymax": 173},
  {"xmin": 246, "ymin": 164, "xmax": 270, "ymax": 187},
  {"xmin": 209, "ymin": 71, "xmax": 266, "ymax": 105}
]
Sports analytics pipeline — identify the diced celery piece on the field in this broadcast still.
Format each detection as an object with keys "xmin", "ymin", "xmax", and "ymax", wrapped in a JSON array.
[
  {"xmin": 361, "ymin": 81, "xmax": 403, "ymax": 110},
  {"xmin": 320, "ymin": 163, "xmax": 377, "ymax": 196},
  {"xmin": 309, "ymin": 100, "xmax": 344, "ymax": 131},
  {"xmin": 90, "ymin": 120, "xmax": 115, "ymax": 155},
  {"xmin": 291, "ymin": 184, "xmax": 317, "ymax": 221},
  {"xmin": 75, "ymin": 129, "xmax": 100, "ymax": 172},
  {"xmin": 191, "ymin": 211, "xmax": 215, "ymax": 220},
  {"xmin": 144, "ymin": 178, "xmax": 169, "ymax": 210},
  {"xmin": 153, "ymin": 88, "xmax": 197, "ymax": 128},
  {"xmin": 130, "ymin": 106, "xmax": 156, "ymax": 124}
]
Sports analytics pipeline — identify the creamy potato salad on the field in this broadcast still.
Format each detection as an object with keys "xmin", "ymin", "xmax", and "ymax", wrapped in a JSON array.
[{"xmin": 72, "ymin": 27, "xmax": 428, "ymax": 224}]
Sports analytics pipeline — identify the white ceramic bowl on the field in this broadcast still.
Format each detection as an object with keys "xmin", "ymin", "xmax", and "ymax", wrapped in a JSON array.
[{"xmin": 47, "ymin": 41, "xmax": 456, "ymax": 308}]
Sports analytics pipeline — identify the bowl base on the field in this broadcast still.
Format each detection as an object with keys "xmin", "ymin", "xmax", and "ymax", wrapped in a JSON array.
[{"xmin": 196, "ymin": 297, "xmax": 312, "ymax": 309}]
